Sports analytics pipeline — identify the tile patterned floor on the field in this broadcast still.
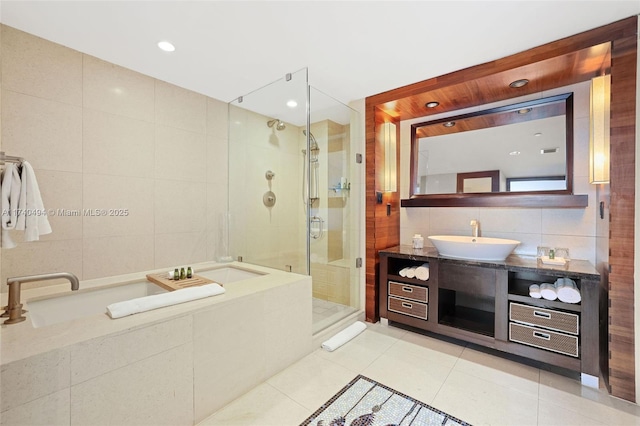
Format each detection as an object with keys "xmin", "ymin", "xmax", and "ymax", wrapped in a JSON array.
[{"xmin": 198, "ymin": 322, "xmax": 640, "ymax": 426}]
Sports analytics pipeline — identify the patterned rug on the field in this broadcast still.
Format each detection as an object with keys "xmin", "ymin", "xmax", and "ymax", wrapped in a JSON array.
[{"xmin": 300, "ymin": 375, "xmax": 471, "ymax": 426}]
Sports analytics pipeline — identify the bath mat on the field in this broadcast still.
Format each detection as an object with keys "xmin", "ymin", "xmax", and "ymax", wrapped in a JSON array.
[{"xmin": 300, "ymin": 375, "xmax": 470, "ymax": 426}]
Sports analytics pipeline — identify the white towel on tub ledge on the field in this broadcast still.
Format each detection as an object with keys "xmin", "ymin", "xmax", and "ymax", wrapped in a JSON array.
[{"xmin": 107, "ymin": 283, "xmax": 225, "ymax": 319}]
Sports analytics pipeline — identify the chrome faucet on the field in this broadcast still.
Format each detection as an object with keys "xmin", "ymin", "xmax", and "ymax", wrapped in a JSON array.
[
  {"xmin": 2, "ymin": 272, "xmax": 79, "ymax": 325},
  {"xmin": 470, "ymin": 219, "xmax": 480, "ymax": 238}
]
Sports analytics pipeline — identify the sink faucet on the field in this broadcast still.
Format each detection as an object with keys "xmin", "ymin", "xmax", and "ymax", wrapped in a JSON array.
[
  {"xmin": 2, "ymin": 272, "xmax": 79, "ymax": 325},
  {"xmin": 470, "ymin": 219, "xmax": 480, "ymax": 238}
]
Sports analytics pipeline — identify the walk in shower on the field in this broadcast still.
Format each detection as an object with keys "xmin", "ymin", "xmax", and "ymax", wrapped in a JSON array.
[{"xmin": 227, "ymin": 69, "xmax": 361, "ymax": 333}]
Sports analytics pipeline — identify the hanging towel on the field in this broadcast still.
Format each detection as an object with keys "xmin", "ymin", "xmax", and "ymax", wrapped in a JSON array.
[
  {"xmin": 16, "ymin": 161, "xmax": 51, "ymax": 242},
  {"xmin": 1, "ymin": 164, "xmax": 21, "ymax": 248}
]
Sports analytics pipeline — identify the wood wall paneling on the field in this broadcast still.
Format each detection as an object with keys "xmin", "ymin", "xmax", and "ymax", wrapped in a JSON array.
[{"xmin": 365, "ymin": 15, "xmax": 638, "ymax": 401}]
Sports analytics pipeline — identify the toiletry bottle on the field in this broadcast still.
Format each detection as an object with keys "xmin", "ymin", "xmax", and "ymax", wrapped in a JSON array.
[
  {"xmin": 187, "ymin": 267, "xmax": 193, "ymax": 279},
  {"xmin": 174, "ymin": 268, "xmax": 180, "ymax": 281},
  {"xmin": 549, "ymin": 249, "xmax": 555, "ymax": 260},
  {"xmin": 413, "ymin": 234, "xmax": 424, "ymax": 249},
  {"xmin": 180, "ymin": 268, "xmax": 186, "ymax": 280}
]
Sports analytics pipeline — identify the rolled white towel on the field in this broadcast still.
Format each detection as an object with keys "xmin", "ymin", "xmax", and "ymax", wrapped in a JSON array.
[
  {"xmin": 529, "ymin": 284, "xmax": 541, "ymax": 299},
  {"xmin": 415, "ymin": 263, "xmax": 430, "ymax": 281},
  {"xmin": 107, "ymin": 283, "xmax": 225, "ymax": 319},
  {"xmin": 321, "ymin": 321, "xmax": 367, "ymax": 352},
  {"xmin": 399, "ymin": 267, "xmax": 408, "ymax": 277},
  {"xmin": 557, "ymin": 278, "xmax": 581, "ymax": 303},
  {"xmin": 405, "ymin": 267, "xmax": 417, "ymax": 279},
  {"xmin": 540, "ymin": 283, "xmax": 557, "ymax": 301}
]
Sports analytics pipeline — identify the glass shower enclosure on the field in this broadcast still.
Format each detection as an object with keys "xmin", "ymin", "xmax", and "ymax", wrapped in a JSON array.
[{"xmin": 227, "ymin": 69, "xmax": 361, "ymax": 333}]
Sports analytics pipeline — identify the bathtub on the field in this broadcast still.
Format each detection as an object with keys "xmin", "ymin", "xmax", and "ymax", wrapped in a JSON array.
[
  {"xmin": 2, "ymin": 261, "xmax": 312, "ymax": 425},
  {"xmin": 26, "ymin": 266, "xmax": 264, "ymax": 328}
]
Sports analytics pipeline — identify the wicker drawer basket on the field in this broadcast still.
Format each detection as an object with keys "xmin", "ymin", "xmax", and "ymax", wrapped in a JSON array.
[
  {"xmin": 509, "ymin": 323, "xmax": 578, "ymax": 357},
  {"xmin": 388, "ymin": 281, "xmax": 428, "ymax": 303},
  {"xmin": 388, "ymin": 296, "xmax": 428, "ymax": 320},
  {"xmin": 510, "ymin": 302, "xmax": 579, "ymax": 335}
]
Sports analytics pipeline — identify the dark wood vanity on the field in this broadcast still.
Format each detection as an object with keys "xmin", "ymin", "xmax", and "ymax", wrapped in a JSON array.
[{"xmin": 379, "ymin": 245, "xmax": 605, "ymax": 386}]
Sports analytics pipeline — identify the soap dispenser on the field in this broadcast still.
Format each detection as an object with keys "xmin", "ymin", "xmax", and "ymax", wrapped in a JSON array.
[{"xmin": 413, "ymin": 234, "xmax": 424, "ymax": 249}]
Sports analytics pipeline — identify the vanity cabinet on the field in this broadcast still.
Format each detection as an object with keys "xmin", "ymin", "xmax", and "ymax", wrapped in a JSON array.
[{"xmin": 379, "ymin": 246, "xmax": 605, "ymax": 387}]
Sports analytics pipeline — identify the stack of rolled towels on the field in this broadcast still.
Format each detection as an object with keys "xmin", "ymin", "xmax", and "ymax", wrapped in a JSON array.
[
  {"xmin": 528, "ymin": 278, "xmax": 580, "ymax": 303},
  {"xmin": 399, "ymin": 263, "xmax": 430, "ymax": 281}
]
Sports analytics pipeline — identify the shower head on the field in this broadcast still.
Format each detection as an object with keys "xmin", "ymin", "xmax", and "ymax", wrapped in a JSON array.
[
  {"xmin": 303, "ymin": 130, "xmax": 319, "ymax": 151},
  {"xmin": 267, "ymin": 119, "xmax": 286, "ymax": 131}
]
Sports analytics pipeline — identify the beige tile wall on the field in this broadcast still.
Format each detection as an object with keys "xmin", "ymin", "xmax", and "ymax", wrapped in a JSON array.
[{"xmin": 0, "ymin": 25, "xmax": 229, "ymax": 288}]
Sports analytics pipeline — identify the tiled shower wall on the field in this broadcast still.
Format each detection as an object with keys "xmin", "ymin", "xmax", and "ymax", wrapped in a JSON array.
[{"xmin": 0, "ymin": 25, "xmax": 229, "ymax": 288}]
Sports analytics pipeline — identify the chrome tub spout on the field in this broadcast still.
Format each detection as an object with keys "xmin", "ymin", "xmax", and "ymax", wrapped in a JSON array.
[{"xmin": 2, "ymin": 272, "xmax": 79, "ymax": 325}]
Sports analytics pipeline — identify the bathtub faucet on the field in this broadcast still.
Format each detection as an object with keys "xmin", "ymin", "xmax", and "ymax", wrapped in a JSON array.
[{"xmin": 2, "ymin": 272, "xmax": 79, "ymax": 325}]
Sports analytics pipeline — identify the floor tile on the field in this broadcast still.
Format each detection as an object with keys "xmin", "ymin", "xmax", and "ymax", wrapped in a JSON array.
[
  {"xmin": 266, "ymin": 352, "xmax": 357, "ymax": 411},
  {"xmin": 198, "ymin": 383, "xmax": 310, "ymax": 426},
  {"xmin": 452, "ymin": 346, "xmax": 540, "ymax": 397},
  {"xmin": 315, "ymin": 326, "xmax": 401, "ymax": 372},
  {"xmin": 361, "ymin": 349, "xmax": 453, "ymax": 405},
  {"xmin": 538, "ymin": 399, "xmax": 607, "ymax": 425},
  {"xmin": 538, "ymin": 370, "xmax": 640, "ymax": 425},
  {"xmin": 432, "ymin": 370, "xmax": 538, "ymax": 426}
]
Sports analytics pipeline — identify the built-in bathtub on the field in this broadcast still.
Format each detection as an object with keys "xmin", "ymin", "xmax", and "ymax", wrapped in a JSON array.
[
  {"xmin": 0, "ymin": 261, "xmax": 312, "ymax": 425},
  {"xmin": 26, "ymin": 266, "xmax": 264, "ymax": 328}
]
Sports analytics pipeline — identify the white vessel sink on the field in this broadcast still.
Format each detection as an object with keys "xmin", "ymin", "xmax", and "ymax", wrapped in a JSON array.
[{"xmin": 428, "ymin": 235, "xmax": 520, "ymax": 261}]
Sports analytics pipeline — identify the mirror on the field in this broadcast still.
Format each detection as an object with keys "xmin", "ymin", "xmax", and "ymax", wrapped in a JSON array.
[{"xmin": 410, "ymin": 93, "xmax": 574, "ymax": 198}]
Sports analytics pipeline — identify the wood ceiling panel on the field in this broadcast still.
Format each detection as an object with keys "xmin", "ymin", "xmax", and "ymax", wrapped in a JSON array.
[{"xmin": 381, "ymin": 42, "xmax": 611, "ymax": 122}]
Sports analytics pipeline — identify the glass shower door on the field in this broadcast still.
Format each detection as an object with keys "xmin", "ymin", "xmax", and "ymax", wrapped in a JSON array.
[
  {"xmin": 227, "ymin": 70, "xmax": 361, "ymax": 334},
  {"xmin": 227, "ymin": 69, "xmax": 308, "ymax": 274},
  {"xmin": 308, "ymin": 86, "xmax": 360, "ymax": 332}
]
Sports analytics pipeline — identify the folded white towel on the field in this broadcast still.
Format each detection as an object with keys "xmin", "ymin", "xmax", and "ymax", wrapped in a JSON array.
[
  {"xmin": 399, "ymin": 267, "xmax": 408, "ymax": 277},
  {"xmin": 540, "ymin": 283, "xmax": 557, "ymax": 301},
  {"xmin": 557, "ymin": 278, "xmax": 581, "ymax": 303},
  {"xmin": 405, "ymin": 267, "xmax": 417, "ymax": 279},
  {"xmin": 1, "ymin": 164, "xmax": 21, "ymax": 248},
  {"xmin": 16, "ymin": 161, "xmax": 51, "ymax": 242},
  {"xmin": 321, "ymin": 321, "xmax": 367, "ymax": 352},
  {"xmin": 107, "ymin": 283, "xmax": 225, "ymax": 319},
  {"xmin": 540, "ymin": 283, "xmax": 558, "ymax": 300},
  {"xmin": 529, "ymin": 284, "xmax": 541, "ymax": 299},
  {"xmin": 415, "ymin": 263, "xmax": 430, "ymax": 281}
]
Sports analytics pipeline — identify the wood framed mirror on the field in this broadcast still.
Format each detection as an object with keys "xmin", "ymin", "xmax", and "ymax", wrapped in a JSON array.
[{"xmin": 402, "ymin": 92, "xmax": 588, "ymax": 208}]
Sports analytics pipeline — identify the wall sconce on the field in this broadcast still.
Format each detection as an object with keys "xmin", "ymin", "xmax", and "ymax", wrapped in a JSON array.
[
  {"xmin": 589, "ymin": 74, "xmax": 611, "ymax": 184},
  {"xmin": 382, "ymin": 121, "xmax": 397, "ymax": 192}
]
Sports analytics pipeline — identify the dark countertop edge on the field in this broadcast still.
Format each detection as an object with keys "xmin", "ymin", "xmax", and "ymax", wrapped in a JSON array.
[{"xmin": 379, "ymin": 245, "xmax": 600, "ymax": 279}]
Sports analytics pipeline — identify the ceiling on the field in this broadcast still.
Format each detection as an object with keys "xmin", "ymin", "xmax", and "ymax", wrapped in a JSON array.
[{"xmin": 1, "ymin": 1, "xmax": 638, "ymax": 107}]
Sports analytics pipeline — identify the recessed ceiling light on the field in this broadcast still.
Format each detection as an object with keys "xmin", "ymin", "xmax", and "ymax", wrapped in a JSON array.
[
  {"xmin": 443, "ymin": 121, "xmax": 455, "ymax": 128},
  {"xmin": 516, "ymin": 108, "xmax": 532, "ymax": 114},
  {"xmin": 286, "ymin": 100, "xmax": 298, "ymax": 108},
  {"xmin": 534, "ymin": 132, "xmax": 542, "ymax": 137},
  {"xmin": 157, "ymin": 41, "xmax": 175, "ymax": 52},
  {"xmin": 509, "ymin": 79, "xmax": 529, "ymax": 88},
  {"xmin": 509, "ymin": 151, "xmax": 521, "ymax": 156},
  {"xmin": 541, "ymin": 147, "xmax": 559, "ymax": 154},
  {"xmin": 425, "ymin": 101, "xmax": 439, "ymax": 108}
]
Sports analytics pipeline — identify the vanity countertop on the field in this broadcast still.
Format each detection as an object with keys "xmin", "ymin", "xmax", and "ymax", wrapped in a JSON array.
[{"xmin": 380, "ymin": 245, "xmax": 600, "ymax": 279}]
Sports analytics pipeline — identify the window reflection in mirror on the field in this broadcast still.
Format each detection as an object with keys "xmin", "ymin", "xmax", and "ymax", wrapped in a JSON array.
[{"xmin": 411, "ymin": 93, "xmax": 573, "ymax": 197}]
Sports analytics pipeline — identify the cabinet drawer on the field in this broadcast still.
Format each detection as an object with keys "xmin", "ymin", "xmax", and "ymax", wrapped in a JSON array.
[
  {"xmin": 389, "ymin": 281, "xmax": 428, "ymax": 303},
  {"xmin": 510, "ymin": 303, "xmax": 579, "ymax": 335},
  {"xmin": 388, "ymin": 296, "xmax": 428, "ymax": 320},
  {"xmin": 509, "ymin": 323, "xmax": 578, "ymax": 357}
]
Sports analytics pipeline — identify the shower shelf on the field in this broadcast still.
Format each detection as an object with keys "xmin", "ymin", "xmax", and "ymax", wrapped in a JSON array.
[{"xmin": 329, "ymin": 186, "xmax": 350, "ymax": 193}]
